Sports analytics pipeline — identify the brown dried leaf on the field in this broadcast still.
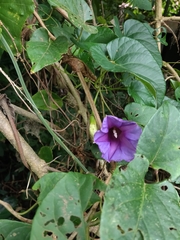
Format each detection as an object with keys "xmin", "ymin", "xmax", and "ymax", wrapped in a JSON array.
[{"xmin": 62, "ymin": 54, "xmax": 97, "ymax": 81}]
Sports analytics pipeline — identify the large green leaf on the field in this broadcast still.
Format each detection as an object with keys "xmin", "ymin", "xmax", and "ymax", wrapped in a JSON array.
[
  {"xmin": 31, "ymin": 172, "xmax": 105, "ymax": 239},
  {"xmin": 90, "ymin": 37, "xmax": 165, "ymax": 107},
  {"xmin": 0, "ymin": 0, "xmax": 34, "ymax": 52},
  {"xmin": 0, "ymin": 220, "xmax": 31, "ymax": 239},
  {"xmin": 100, "ymin": 156, "xmax": 180, "ymax": 240},
  {"xmin": 47, "ymin": 0, "xmax": 97, "ymax": 34},
  {"xmin": 123, "ymin": 19, "xmax": 162, "ymax": 68},
  {"xmin": 26, "ymin": 28, "xmax": 69, "ymax": 73},
  {"xmin": 137, "ymin": 101, "xmax": 180, "ymax": 180}
]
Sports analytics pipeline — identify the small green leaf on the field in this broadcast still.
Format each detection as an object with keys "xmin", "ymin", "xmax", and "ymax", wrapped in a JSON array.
[
  {"xmin": 170, "ymin": 79, "xmax": 180, "ymax": 90},
  {"xmin": 126, "ymin": 78, "xmax": 156, "ymax": 107},
  {"xmin": 38, "ymin": 146, "xmax": 53, "ymax": 163},
  {"xmin": 0, "ymin": 220, "xmax": 31, "ymax": 240},
  {"xmin": 113, "ymin": 16, "xmax": 123, "ymax": 38},
  {"xmin": 47, "ymin": 0, "xmax": 97, "ymax": 34},
  {"xmin": 137, "ymin": 101, "xmax": 180, "ymax": 180},
  {"xmin": 175, "ymin": 86, "xmax": 180, "ymax": 101},
  {"xmin": 124, "ymin": 102, "xmax": 157, "ymax": 126},
  {"xmin": 132, "ymin": 0, "xmax": 152, "ymax": 10},
  {"xmin": 73, "ymin": 26, "xmax": 116, "ymax": 52},
  {"xmin": 100, "ymin": 156, "xmax": 180, "ymax": 239},
  {"xmin": 32, "ymin": 90, "xmax": 63, "ymax": 110},
  {"xmin": 27, "ymin": 28, "xmax": 69, "ymax": 73}
]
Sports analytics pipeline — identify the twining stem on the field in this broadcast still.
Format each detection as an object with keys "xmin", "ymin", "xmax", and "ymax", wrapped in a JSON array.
[
  {"xmin": 163, "ymin": 61, "xmax": 180, "ymax": 82},
  {"xmin": 0, "ymin": 34, "xmax": 88, "ymax": 174},
  {"xmin": 155, "ymin": 0, "xmax": 162, "ymax": 51}
]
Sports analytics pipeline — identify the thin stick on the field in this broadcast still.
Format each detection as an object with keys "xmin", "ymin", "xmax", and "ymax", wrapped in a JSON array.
[
  {"xmin": 33, "ymin": 10, "xmax": 56, "ymax": 41},
  {"xmin": 77, "ymin": 71, "xmax": 101, "ymax": 129},
  {"xmin": 0, "ymin": 200, "xmax": 32, "ymax": 224},
  {"xmin": 87, "ymin": 0, "xmax": 97, "ymax": 26}
]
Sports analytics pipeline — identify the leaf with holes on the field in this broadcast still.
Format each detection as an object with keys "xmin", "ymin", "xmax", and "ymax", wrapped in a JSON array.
[
  {"xmin": 100, "ymin": 156, "xmax": 180, "ymax": 240},
  {"xmin": 27, "ymin": 28, "xmax": 69, "ymax": 73},
  {"xmin": 0, "ymin": 0, "xmax": 34, "ymax": 52},
  {"xmin": 0, "ymin": 220, "xmax": 31, "ymax": 239},
  {"xmin": 137, "ymin": 101, "xmax": 180, "ymax": 180},
  {"xmin": 31, "ymin": 172, "xmax": 106, "ymax": 239},
  {"xmin": 47, "ymin": 0, "xmax": 97, "ymax": 34},
  {"xmin": 124, "ymin": 102, "xmax": 157, "ymax": 126}
]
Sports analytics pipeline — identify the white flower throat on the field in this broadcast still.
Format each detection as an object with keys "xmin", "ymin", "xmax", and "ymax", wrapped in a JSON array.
[{"xmin": 113, "ymin": 128, "xmax": 118, "ymax": 138}]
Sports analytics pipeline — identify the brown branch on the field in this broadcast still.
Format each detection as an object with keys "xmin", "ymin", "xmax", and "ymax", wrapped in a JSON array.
[
  {"xmin": 155, "ymin": 0, "xmax": 162, "ymax": 51},
  {"xmin": 55, "ymin": 7, "xmax": 69, "ymax": 20},
  {"xmin": 54, "ymin": 63, "xmax": 88, "ymax": 125},
  {"xmin": 162, "ymin": 16, "xmax": 180, "ymax": 21},
  {"xmin": 12, "ymin": 104, "xmax": 62, "ymax": 131},
  {"xmin": 0, "ymin": 94, "xmax": 29, "ymax": 169},
  {"xmin": 0, "ymin": 110, "xmax": 48, "ymax": 178}
]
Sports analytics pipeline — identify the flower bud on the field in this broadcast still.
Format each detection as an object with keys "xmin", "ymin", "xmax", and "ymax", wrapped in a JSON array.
[{"xmin": 89, "ymin": 115, "xmax": 98, "ymax": 141}]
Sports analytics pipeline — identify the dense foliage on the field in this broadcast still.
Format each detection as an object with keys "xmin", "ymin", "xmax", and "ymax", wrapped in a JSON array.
[{"xmin": 0, "ymin": 0, "xmax": 180, "ymax": 239}]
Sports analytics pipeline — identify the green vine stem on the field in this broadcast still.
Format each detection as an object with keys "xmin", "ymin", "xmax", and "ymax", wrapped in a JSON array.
[{"xmin": 0, "ymin": 33, "xmax": 88, "ymax": 173}]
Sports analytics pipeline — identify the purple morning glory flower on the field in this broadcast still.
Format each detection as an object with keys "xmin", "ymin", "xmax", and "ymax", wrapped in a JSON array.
[{"xmin": 94, "ymin": 115, "xmax": 142, "ymax": 162}]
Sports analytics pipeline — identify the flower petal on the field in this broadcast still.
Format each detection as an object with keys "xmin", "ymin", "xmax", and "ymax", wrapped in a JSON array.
[
  {"xmin": 97, "ymin": 141, "xmax": 110, "ymax": 155},
  {"xmin": 102, "ymin": 139, "xmax": 120, "ymax": 161},
  {"xmin": 123, "ymin": 126, "xmax": 142, "ymax": 140},
  {"xmin": 94, "ymin": 131, "xmax": 109, "ymax": 142}
]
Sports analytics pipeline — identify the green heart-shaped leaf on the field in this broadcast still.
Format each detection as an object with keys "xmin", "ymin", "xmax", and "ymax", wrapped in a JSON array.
[
  {"xmin": 90, "ymin": 37, "xmax": 165, "ymax": 107},
  {"xmin": 27, "ymin": 28, "xmax": 68, "ymax": 73}
]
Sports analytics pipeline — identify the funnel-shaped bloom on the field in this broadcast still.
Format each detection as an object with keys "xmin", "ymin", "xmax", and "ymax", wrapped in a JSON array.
[{"xmin": 94, "ymin": 115, "xmax": 142, "ymax": 162}]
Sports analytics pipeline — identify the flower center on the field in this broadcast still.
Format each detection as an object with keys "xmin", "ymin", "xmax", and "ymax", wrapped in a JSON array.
[{"xmin": 110, "ymin": 127, "xmax": 121, "ymax": 139}]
